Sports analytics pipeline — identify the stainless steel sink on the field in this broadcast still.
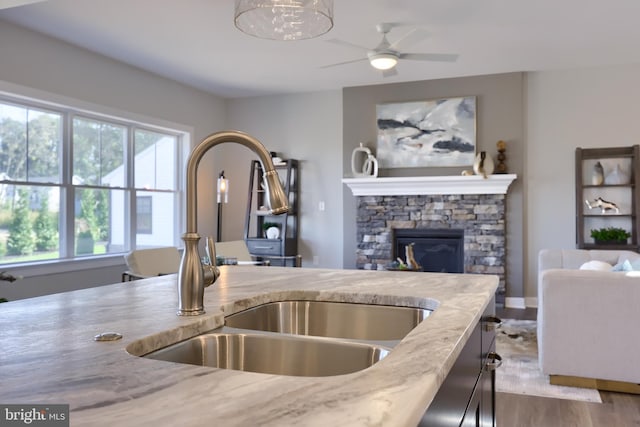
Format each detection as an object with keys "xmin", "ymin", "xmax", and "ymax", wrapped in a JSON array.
[
  {"xmin": 139, "ymin": 300, "xmax": 429, "ymax": 377},
  {"xmin": 144, "ymin": 330, "xmax": 389, "ymax": 377},
  {"xmin": 225, "ymin": 300, "xmax": 430, "ymax": 341}
]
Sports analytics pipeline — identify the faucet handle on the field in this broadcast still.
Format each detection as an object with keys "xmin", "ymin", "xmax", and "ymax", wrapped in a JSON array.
[
  {"xmin": 203, "ymin": 236, "xmax": 220, "ymax": 287},
  {"xmin": 205, "ymin": 236, "xmax": 217, "ymax": 267}
]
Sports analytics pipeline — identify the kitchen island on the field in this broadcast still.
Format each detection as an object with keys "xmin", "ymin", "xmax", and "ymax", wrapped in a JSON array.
[{"xmin": 0, "ymin": 266, "xmax": 497, "ymax": 426}]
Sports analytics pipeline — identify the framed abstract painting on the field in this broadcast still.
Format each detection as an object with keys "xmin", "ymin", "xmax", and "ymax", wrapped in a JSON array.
[{"xmin": 376, "ymin": 96, "xmax": 476, "ymax": 168}]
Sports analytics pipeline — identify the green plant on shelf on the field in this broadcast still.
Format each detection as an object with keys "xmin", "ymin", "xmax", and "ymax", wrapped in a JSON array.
[{"xmin": 590, "ymin": 227, "xmax": 631, "ymax": 243}]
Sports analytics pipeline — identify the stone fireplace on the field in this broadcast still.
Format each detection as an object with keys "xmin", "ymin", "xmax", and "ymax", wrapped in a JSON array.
[{"xmin": 343, "ymin": 175, "xmax": 517, "ymax": 300}]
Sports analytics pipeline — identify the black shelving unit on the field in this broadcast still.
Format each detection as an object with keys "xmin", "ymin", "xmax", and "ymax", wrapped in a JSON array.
[
  {"xmin": 575, "ymin": 145, "xmax": 640, "ymax": 250},
  {"xmin": 244, "ymin": 159, "xmax": 299, "ymax": 266}
]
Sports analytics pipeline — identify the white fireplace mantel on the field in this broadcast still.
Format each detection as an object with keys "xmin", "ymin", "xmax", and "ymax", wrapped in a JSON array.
[{"xmin": 342, "ymin": 174, "xmax": 517, "ymax": 196}]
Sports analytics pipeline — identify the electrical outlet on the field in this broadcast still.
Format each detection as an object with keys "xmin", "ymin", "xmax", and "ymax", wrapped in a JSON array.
[{"xmin": 318, "ymin": 201, "xmax": 325, "ymax": 211}]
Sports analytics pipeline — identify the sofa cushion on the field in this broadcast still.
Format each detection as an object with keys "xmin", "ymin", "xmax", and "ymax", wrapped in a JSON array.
[
  {"xmin": 617, "ymin": 251, "xmax": 640, "ymax": 264},
  {"xmin": 539, "ymin": 249, "xmax": 640, "ymax": 271},
  {"xmin": 579, "ymin": 260, "xmax": 612, "ymax": 271}
]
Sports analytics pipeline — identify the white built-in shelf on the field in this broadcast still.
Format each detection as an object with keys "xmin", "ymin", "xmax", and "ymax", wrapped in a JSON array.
[{"xmin": 342, "ymin": 174, "xmax": 517, "ymax": 196}]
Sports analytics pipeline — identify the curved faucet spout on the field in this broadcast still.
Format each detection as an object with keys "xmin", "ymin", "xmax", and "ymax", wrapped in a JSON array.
[{"xmin": 177, "ymin": 130, "xmax": 289, "ymax": 316}]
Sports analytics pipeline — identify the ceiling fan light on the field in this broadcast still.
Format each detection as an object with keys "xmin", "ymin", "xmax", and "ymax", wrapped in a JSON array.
[
  {"xmin": 369, "ymin": 53, "xmax": 398, "ymax": 70},
  {"xmin": 235, "ymin": 0, "xmax": 334, "ymax": 41}
]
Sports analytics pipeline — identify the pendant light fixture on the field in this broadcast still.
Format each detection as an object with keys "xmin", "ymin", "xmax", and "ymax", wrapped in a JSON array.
[
  {"xmin": 234, "ymin": 0, "xmax": 334, "ymax": 41},
  {"xmin": 217, "ymin": 171, "xmax": 229, "ymax": 204},
  {"xmin": 216, "ymin": 171, "xmax": 229, "ymax": 242}
]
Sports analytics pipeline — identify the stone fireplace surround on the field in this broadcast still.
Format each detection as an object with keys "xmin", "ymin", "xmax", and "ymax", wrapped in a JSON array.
[{"xmin": 343, "ymin": 175, "xmax": 517, "ymax": 299}]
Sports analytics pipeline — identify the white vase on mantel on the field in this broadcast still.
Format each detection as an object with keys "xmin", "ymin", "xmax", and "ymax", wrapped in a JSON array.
[
  {"xmin": 351, "ymin": 143, "xmax": 378, "ymax": 178},
  {"xmin": 473, "ymin": 151, "xmax": 494, "ymax": 179}
]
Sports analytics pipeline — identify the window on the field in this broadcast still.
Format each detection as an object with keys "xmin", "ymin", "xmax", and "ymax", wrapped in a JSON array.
[{"xmin": 0, "ymin": 96, "xmax": 184, "ymax": 266}]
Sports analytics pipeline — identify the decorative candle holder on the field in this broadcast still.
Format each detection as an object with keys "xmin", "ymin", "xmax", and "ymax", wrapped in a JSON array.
[{"xmin": 495, "ymin": 140, "xmax": 508, "ymax": 174}]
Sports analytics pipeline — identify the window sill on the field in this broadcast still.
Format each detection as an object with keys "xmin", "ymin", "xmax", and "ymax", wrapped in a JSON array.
[{"xmin": 1, "ymin": 255, "xmax": 127, "ymax": 278}]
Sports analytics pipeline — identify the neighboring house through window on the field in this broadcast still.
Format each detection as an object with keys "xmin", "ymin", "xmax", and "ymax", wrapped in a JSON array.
[
  {"xmin": 136, "ymin": 196, "xmax": 153, "ymax": 235},
  {"xmin": 0, "ymin": 95, "xmax": 186, "ymax": 266}
]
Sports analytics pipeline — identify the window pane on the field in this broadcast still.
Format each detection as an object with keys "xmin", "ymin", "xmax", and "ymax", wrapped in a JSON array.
[
  {"xmin": 73, "ymin": 117, "xmax": 125, "ymax": 186},
  {"xmin": 27, "ymin": 109, "xmax": 62, "ymax": 184},
  {"xmin": 136, "ymin": 196, "xmax": 152, "ymax": 234},
  {"xmin": 74, "ymin": 188, "xmax": 125, "ymax": 256},
  {"xmin": 134, "ymin": 130, "xmax": 177, "ymax": 190},
  {"xmin": 135, "ymin": 190, "xmax": 175, "ymax": 247},
  {"xmin": 0, "ymin": 103, "xmax": 62, "ymax": 183},
  {"xmin": 0, "ymin": 184, "xmax": 60, "ymax": 265},
  {"xmin": 0, "ymin": 103, "xmax": 27, "ymax": 181}
]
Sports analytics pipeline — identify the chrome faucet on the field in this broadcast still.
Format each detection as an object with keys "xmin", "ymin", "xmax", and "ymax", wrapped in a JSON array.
[{"xmin": 177, "ymin": 130, "xmax": 289, "ymax": 316}]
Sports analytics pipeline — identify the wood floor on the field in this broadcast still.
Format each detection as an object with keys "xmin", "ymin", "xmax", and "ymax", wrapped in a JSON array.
[{"xmin": 495, "ymin": 307, "xmax": 640, "ymax": 427}]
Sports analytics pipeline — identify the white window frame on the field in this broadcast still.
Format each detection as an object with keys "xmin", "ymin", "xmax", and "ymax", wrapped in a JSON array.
[{"xmin": 0, "ymin": 83, "xmax": 191, "ymax": 276}]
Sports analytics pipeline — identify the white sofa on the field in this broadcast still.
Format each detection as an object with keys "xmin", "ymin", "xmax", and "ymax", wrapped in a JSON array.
[{"xmin": 537, "ymin": 248, "xmax": 640, "ymax": 390}]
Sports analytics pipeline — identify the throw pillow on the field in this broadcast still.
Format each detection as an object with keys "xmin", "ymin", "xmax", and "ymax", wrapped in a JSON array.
[
  {"xmin": 611, "ymin": 259, "xmax": 640, "ymax": 271},
  {"xmin": 611, "ymin": 259, "xmax": 633, "ymax": 272},
  {"xmin": 579, "ymin": 260, "xmax": 612, "ymax": 271}
]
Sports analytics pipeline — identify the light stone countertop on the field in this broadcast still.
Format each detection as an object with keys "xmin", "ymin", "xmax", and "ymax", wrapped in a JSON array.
[{"xmin": 0, "ymin": 266, "xmax": 497, "ymax": 426}]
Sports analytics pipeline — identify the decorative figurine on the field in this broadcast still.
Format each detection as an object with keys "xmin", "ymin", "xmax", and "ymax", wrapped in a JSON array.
[
  {"xmin": 585, "ymin": 197, "xmax": 620, "ymax": 214},
  {"xmin": 405, "ymin": 243, "xmax": 421, "ymax": 270},
  {"xmin": 473, "ymin": 151, "xmax": 494, "ymax": 179},
  {"xmin": 592, "ymin": 161, "xmax": 605, "ymax": 185},
  {"xmin": 605, "ymin": 164, "xmax": 631, "ymax": 185},
  {"xmin": 495, "ymin": 140, "xmax": 508, "ymax": 174}
]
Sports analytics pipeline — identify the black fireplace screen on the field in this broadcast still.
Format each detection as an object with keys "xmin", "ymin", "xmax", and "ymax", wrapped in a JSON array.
[{"xmin": 393, "ymin": 229, "xmax": 464, "ymax": 273}]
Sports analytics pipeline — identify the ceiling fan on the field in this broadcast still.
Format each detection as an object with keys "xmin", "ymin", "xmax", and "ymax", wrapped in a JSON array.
[{"xmin": 322, "ymin": 23, "xmax": 458, "ymax": 77}]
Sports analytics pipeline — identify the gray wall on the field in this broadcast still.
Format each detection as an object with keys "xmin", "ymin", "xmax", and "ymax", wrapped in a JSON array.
[
  {"xmin": 524, "ymin": 63, "xmax": 640, "ymax": 304},
  {"xmin": 342, "ymin": 73, "xmax": 525, "ymax": 298},
  {"xmin": 223, "ymin": 92, "xmax": 344, "ymax": 268}
]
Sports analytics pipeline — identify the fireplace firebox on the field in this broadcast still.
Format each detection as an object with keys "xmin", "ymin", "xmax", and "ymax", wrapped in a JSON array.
[{"xmin": 393, "ymin": 229, "xmax": 465, "ymax": 273}]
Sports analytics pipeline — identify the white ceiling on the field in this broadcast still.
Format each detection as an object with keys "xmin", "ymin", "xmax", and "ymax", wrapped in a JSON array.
[{"xmin": 1, "ymin": 0, "xmax": 640, "ymax": 99}]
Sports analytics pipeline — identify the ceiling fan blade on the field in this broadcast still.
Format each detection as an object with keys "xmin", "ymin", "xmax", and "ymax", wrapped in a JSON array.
[
  {"xmin": 382, "ymin": 68, "xmax": 398, "ymax": 78},
  {"xmin": 401, "ymin": 53, "xmax": 459, "ymax": 62},
  {"xmin": 388, "ymin": 27, "xmax": 430, "ymax": 51},
  {"xmin": 0, "ymin": 0, "xmax": 47, "ymax": 10},
  {"xmin": 320, "ymin": 57, "xmax": 368, "ymax": 69},
  {"xmin": 325, "ymin": 38, "xmax": 371, "ymax": 52}
]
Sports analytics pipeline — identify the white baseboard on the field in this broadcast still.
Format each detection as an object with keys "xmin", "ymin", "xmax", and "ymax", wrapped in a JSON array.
[
  {"xmin": 504, "ymin": 297, "xmax": 538, "ymax": 309},
  {"xmin": 505, "ymin": 297, "xmax": 526, "ymax": 309}
]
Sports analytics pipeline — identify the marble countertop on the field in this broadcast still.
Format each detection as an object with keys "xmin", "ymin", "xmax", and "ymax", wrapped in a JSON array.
[{"xmin": 0, "ymin": 266, "xmax": 497, "ymax": 426}]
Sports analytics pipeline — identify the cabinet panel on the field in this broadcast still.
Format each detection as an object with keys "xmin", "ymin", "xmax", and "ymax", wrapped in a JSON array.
[
  {"xmin": 419, "ymin": 299, "xmax": 498, "ymax": 427},
  {"xmin": 245, "ymin": 238, "xmax": 281, "ymax": 256},
  {"xmin": 418, "ymin": 324, "xmax": 480, "ymax": 427}
]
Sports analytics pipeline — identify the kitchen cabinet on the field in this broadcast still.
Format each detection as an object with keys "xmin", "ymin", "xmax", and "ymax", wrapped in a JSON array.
[
  {"xmin": 575, "ymin": 146, "xmax": 640, "ymax": 250},
  {"xmin": 419, "ymin": 299, "xmax": 500, "ymax": 427},
  {"xmin": 244, "ymin": 159, "xmax": 299, "ymax": 266}
]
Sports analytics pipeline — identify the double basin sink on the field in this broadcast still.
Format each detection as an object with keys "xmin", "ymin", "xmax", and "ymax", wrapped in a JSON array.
[{"xmin": 142, "ymin": 300, "xmax": 431, "ymax": 377}]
